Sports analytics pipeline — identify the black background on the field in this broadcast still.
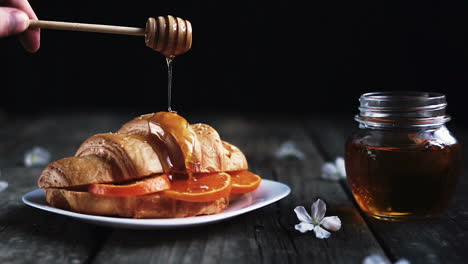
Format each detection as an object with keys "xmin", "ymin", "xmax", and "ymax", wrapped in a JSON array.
[{"xmin": 1, "ymin": 0, "xmax": 467, "ymax": 126}]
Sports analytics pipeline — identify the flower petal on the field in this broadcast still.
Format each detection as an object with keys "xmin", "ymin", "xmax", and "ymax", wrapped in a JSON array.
[
  {"xmin": 335, "ymin": 157, "xmax": 347, "ymax": 178},
  {"xmin": 321, "ymin": 216, "xmax": 342, "ymax": 231},
  {"xmin": 24, "ymin": 146, "xmax": 51, "ymax": 167},
  {"xmin": 362, "ymin": 254, "xmax": 391, "ymax": 264},
  {"xmin": 0, "ymin": 181, "xmax": 8, "ymax": 193},
  {"xmin": 313, "ymin": 225, "xmax": 331, "ymax": 239},
  {"xmin": 394, "ymin": 259, "xmax": 410, "ymax": 264},
  {"xmin": 295, "ymin": 222, "xmax": 315, "ymax": 233},
  {"xmin": 275, "ymin": 141, "xmax": 306, "ymax": 160},
  {"xmin": 311, "ymin": 199, "xmax": 326, "ymax": 223},
  {"xmin": 294, "ymin": 206, "xmax": 312, "ymax": 223},
  {"xmin": 321, "ymin": 162, "xmax": 340, "ymax": 180}
]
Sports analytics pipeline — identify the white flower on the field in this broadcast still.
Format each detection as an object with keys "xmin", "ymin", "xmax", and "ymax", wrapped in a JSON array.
[
  {"xmin": 0, "ymin": 181, "xmax": 7, "ymax": 192},
  {"xmin": 294, "ymin": 199, "xmax": 341, "ymax": 239},
  {"xmin": 362, "ymin": 254, "xmax": 410, "ymax": 264},
  {"xmin": 0, "ymin": 170, "xmax": 7, "ymax": 193},
  {"xmin": 274, "ymin": 140, "xmax": 305, "ymax": 160},
  {"xmin": 24, "ymin": 146, "xmax": 51, "ymax": 167},
  {"xmin": 334, "ymin": 157, "xmax": 346, "ymax": 177},
  {"xmin": 321, "ymin": 157, "xmax": 346, "ymax": 180}
]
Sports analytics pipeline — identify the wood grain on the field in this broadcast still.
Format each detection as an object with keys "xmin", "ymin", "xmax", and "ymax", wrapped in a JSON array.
[
  {"xmin": 0, "ymin": 168, "xmax": 108, "ymax": 264},
  {"xmin": 0, "ymin": 112, "xmax": 134, "ymax": 167},
  {"xmin": 0, "ymin": 112, "xmax": 133, "ymax": 263}
]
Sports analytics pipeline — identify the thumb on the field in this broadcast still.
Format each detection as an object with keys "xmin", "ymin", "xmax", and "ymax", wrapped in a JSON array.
[{"xmin": 0, "ymin": 8, "xmax": 30, "ymax": 38}]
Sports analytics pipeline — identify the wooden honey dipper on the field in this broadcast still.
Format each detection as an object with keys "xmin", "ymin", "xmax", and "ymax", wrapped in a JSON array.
[{"xmin": 28, "ymin": 15, "xmax": 192, "ymax": 57}]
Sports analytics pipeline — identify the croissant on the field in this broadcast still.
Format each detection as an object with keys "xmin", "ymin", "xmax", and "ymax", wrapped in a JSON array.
[{"xmin": 38, "ymin": 112, "xmax": 259, "ymax": 218}]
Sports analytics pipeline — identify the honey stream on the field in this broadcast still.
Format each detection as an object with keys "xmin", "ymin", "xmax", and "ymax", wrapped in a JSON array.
[{"xmin": 166, "ymin": 56, "xmax": 175, "ymax": 112}]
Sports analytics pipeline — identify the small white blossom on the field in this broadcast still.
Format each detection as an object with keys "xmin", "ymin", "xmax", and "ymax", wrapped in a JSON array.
[
  {"xmin": 334, "ymin": 157, "xmax": 346, "ymax": 177},
  {"xmin": 321, "ymin": 157, "xmax": 346, "ymax": 180},
  {"xmin": 0, "ymin": 181, "xmax": 7, "ymax": 192},
  {"xmin": 363, "ymin": 254, "xmax": 410, "ymax": 264},
  {"xmin": 0, "ymin": 170, "xmax": 7, "ymax": 193},
  {"xmin": 321, "ymin": 163, "xmax": 340, "ymax": 180},
  {"xmin": 274, "ymin": 140, "xmax": 305, "ymax": 160},
  {"xmin": 294, "ymin": 199, "xmax": 341, "ymax": 239},
  {"xmin": 24, "ymin": 146, "xmax": 51, "ymax": 167}
]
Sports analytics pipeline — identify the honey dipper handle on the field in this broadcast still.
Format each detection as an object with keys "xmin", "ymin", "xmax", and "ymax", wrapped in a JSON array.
[{"xmin": 29, "ymin": 20, "xmax": 146, "ymax": 36}]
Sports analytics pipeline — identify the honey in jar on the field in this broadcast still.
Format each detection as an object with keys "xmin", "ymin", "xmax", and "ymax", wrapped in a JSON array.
[{"xmin": 345, "ymin": 92, "xmax": 462, "ymax": 221}]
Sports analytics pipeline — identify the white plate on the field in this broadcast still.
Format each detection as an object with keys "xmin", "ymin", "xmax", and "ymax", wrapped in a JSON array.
[{"xmin": 22, "ymin": 179, "xmax": 291, "ymax": 229}]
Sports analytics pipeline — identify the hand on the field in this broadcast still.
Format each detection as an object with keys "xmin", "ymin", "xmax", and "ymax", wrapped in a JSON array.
[{"xmin": 0, "ymin": 0, "xmax": 40, "ymax": 52}]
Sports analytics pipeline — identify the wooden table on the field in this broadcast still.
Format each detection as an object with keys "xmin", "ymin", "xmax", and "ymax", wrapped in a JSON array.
[{"xmin": 1, "ymin": 111, "xmax": 467, "ymax": 264}]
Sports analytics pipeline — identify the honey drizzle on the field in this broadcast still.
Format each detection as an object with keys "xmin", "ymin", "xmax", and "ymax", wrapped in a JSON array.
[
  {"xmin": 166, "ymin": 56, "xmax": 175, "ymax": 112},
  {"xmin": 149, "ymin": 112, "xmax": 197, "ymax": 180}
]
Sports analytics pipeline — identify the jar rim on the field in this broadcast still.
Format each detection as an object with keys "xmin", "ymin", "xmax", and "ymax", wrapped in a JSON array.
[
  {"xmin": 362, "ymin": 91, "xmax": 445, "ymax": 99},
  {"xmin": 360, "ymin": 91, "xmax": 446, "ymax": 108},
  {"xmin": 357, "ymin": 91, "xmax": 450, "ymax": 128}
]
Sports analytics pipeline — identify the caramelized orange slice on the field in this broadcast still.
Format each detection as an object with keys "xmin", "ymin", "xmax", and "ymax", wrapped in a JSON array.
[
  {"xmin": 229, "ymin": 170, "xmax": 262, "ymax": 194},
  {"xmin": 163, "ymin": 172, "xmax": 232, "ymax": 202},
  {"xmin": 89, "ymin": 174, "xmax": 171, "ymax": 197}
]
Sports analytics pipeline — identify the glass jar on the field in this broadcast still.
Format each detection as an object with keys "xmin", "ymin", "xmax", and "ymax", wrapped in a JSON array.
[{"xmin": 345, "ymin": 91, "xmax": 462, "ymax": 221}]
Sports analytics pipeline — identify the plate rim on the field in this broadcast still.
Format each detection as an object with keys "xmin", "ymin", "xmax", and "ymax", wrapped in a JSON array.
[{"xmin": 22, "ymin": 179, "xmax": 291, "ymax": 228}]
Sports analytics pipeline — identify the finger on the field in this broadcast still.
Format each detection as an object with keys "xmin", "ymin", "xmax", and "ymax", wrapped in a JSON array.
[
  {"xmin": 8, "ymin": 0, "xmax": 40, "ymax": 52},
  {"xmin": 0, "ymin": 7, "xmax": 29, "ymax": 37},
  {"xmin": 19, "ymin": 24, "xmax": 40, "ymax": 52}
]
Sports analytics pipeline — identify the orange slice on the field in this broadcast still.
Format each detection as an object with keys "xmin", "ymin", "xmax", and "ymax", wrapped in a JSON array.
[
  {"xmin": 89, "ymin": 174, "xmax": 171, "ymax": 197},
  {"xmin": 163, "ymin": 172, "xmax": 232, "ymax": 202},
  {"xmin": 229, "ymin": 170, "xmax": 262, "ymax": 194}
]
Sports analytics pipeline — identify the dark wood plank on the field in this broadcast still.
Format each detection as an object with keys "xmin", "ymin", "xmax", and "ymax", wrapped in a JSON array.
[
  {"xmin": 305, "ymin": 115, "xmax": 468, "ymax": 264},
  {"xmin": 0, "ymin": 167, "xmax": 109, "ymax": 264},
  {"xmin": 0, "ymin": 112, "xmax": 135, "ymax": 167},
  {"xmin": 0, "ymin": 112, "xmax": 137, "ymax": 263},
  {"xmin": 0, "ymin": 114, "xmax": 41, "ymax": 167},
  {"xmin": 93, "ymin": 114, "xmax": 385, "ymax": 264}
]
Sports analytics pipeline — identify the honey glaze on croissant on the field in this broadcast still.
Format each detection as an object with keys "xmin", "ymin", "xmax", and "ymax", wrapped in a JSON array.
[{"xmin": 38, "ymin": 111, "xmax": 262, "ymax": 218}]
